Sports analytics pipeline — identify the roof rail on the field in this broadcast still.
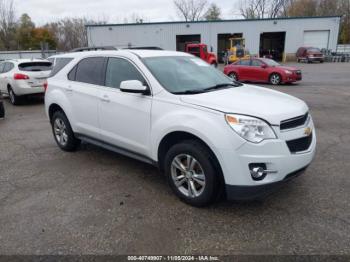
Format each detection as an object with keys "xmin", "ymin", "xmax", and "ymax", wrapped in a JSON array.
[
  {"xmin": 124, "ymin": 46, "xmax": 163, "ymax": 50},
  {"xmin": 70, "ymin": 46, "xmax": 118, "ymax": 52}
]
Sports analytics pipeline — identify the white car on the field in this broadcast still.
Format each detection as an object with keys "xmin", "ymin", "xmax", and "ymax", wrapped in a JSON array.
[
  {"xmin": 0, "ymin": 59, "xmax": 52, "ymax": 105},
  {"xmin": 45, "ymin": 50, "xmax": 316, "ymax": 206}
]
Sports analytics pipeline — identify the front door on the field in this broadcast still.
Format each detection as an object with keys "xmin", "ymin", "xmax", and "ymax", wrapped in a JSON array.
[{"xmin": 98, "ymin": 57, "xmax": 152, "ymax": 156}]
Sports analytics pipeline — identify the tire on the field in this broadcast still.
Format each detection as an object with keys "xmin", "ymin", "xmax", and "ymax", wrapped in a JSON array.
[
  {"xmin": 51, "ymin": 110, "xmax": 80, "ymax": 152},
  {"xmin": 164, "ymin": 140, "xmax": 222, "ymax": 207},
  {"xmin": 269, "ymin": 73, "xmax": 282, "ymax": 85},
  {"xmin": 307, "ymin": 59, "xmax": 312, "ymax": 64},
  {"xmin": 8, "ymin": 87, "xmax": 20, "ymax": 105},
  {"xmin": 228, "ymin": 72, "xmax": 238, "ymax": 81}
]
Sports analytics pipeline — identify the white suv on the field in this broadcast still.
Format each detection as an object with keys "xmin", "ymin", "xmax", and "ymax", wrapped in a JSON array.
[
  {"xmin": 45, "ymin": 50, "xmax": 316, "ymax": 206},
  {"xmin": 0, "ymin": 59, "xmax": 52, "ymax": 105}
]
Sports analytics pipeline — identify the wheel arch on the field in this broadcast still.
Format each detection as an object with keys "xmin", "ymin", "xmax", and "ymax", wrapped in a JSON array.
[
  {"xmin": 48, "ymin": 103, "xmax": 65, "ymax": 122},
  {"xmin": 269, "ymin": 71, "xmax": 283, "ymax": 82},
  {"xmin": 157, "ymin": 131, "xmax": 224, "ymax": 181}
]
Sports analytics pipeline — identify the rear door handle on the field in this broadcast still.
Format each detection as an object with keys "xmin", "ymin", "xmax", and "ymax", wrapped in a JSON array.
[
  {"xmin": 66, "ymin": 86, "xmax": 73, "ymax": 92},
  {"xmin": 101, "ymin": 95, "xmax": 110, "ymax": 103}
]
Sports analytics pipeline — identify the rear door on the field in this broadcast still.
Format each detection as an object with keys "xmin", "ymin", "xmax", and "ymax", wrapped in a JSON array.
[
  {"xmin": 67, "ymin": 57, "xmax": 106, "ymax": 138},
  {"xmin": 18, "ymin": 61, "xmax": 52, "ymax": 88},
  {"xmin": 98, "ymin": 57, "xmax": 152, "ymax": 156}
]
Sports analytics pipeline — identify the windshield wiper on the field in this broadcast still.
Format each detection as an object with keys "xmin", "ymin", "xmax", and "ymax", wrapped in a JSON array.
[
  {"xmin": 202, "ymin": 82, "xmax": 242, "ymax": 92},
  {"xmin": 173, "ymin": 90, "xmax": 206, "ymax": 95}
]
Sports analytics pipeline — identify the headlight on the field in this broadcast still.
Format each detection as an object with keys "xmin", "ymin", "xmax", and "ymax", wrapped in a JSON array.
[
  {"xmin": 225, "ymin": 114, "xmax": 277, "ymax": 143},
  {"xmin": 285, "ymin": 70, "xmax": 292, "ymax": 74}
]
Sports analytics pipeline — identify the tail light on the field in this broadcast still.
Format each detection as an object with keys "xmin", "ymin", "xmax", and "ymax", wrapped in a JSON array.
[
  {"xmin": 43, "ymin": 80, "xmax": 48, "ymax": 92},
  {"xmin": 14, "ymin": 73, "xmax": 29, "ymax": 80}
]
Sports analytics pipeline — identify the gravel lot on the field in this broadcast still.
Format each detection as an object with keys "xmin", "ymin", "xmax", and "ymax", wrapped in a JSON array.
[{"xmin": 0, "ymin": 62, "xmax": 349, "ymax": 255}]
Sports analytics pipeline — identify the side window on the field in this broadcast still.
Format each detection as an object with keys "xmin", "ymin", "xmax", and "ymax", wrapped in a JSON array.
[
  {"xmin": 239, "ymin": 59, "xmax": 251, "ymax": 66},
  {"xmin": 0, "ymin": 63, "xmax": 4, "ymax": 73},
  {"xmin": 75, "ymin": 57, "xmax": 106, "ymax": 85},
  {"xmin": 188, "ymin": 47, "xmax": 200, "ymax": 57},
  {"xmin": 105, "ymin": 58, "xmax": 145, "ymax": 89},
  {"xmin": 3, "ymin": 62, "xmax": 14, "ymax": 73},
  {"xmin": 49, "ymin": 58, "xmax": 73, "ymax": 77},
  {"xmin": 68, "ymin": 65, "xmax": 77, "ymax": 81},
  {"xmin": 251, "ymin": 60, "xmax": 263, "ymax": 67}
]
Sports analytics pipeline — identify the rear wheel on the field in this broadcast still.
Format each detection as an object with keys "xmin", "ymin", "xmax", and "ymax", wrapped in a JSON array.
[
  {"xmin": 8, "ymin": 87, "xmax": 20, "ymax": 105},
  {"xmin": 51, "ymin": 111, "xmax": 80, "ymax": 152},
  {"xmin": 228, "ymin": 72, "xmax": 238, "ymax": 81},
  {"xmin": 269, "ymin": 73, "xmax": 281, "ymax": 85},
  {"xmin": 164, "ymin": 140, "xmax": 222, "ymax": 207}
]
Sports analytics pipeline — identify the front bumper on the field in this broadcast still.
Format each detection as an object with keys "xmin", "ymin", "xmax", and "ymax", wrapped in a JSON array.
[
  {"xmin": 308, "ymin": 57, "xmax": 324, "ymax": 62},
  {"xmin": 225, "ymin": 166, "xmax": 308, "ymax": 200},
  {"xmin": 217, "ymin": 117, "xmax": 316, "ymax": 200},
  {"xmin": 283, "ymin": 74, "xmax": 302, "ymax": 83}
]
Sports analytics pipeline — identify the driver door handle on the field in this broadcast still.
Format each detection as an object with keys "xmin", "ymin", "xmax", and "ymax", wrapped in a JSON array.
[
  {"xmin": 66, "ymin": 86, "xmax": 73, "ymax": 92},
  {"xmin": 101, "ymin": 95, "xmax": 110, "ymax": 103}
]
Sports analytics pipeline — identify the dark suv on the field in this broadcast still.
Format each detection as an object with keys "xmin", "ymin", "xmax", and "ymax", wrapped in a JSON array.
[{"xmin": 296, "ymin": 47, "xmax": 324, "ymax": 63}]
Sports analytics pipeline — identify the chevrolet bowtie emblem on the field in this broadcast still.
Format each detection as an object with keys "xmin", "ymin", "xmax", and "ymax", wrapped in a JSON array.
[{"xmin": 304, "ymin": 127, "xmax": 312, "ymax": 136}]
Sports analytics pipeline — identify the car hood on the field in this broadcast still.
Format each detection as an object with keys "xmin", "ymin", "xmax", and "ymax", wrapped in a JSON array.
[
  {"xmin": 180, "ymin": 84, "xmax": 308, "ymax": 125},
  {"xmin": 276, "ymin": 66, "xmax": 299, "ymax": 71}
]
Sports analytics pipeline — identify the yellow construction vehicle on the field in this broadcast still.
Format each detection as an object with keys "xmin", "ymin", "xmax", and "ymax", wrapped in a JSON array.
[{"xmin": 227, "ymin": 37, "xmax": 250, "ymax": 63}]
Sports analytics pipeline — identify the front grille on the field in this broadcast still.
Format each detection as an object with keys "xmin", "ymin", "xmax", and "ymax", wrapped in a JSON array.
[
  {"xmin": 286, "ymin": 133, "xmax": 313, "ymax": 153},
  {"xmin": 280, "ymin": 113, "xmax": 308, "ymax": 130},
  {"xmin": 295, "ymin": 70, "xmax": 302, "ymax": 76}
]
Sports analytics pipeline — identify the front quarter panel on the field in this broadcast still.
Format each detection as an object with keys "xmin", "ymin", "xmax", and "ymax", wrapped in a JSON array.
[{"xmin": 150, "ymin": 96, "xmax": 246, "ymax": 171}]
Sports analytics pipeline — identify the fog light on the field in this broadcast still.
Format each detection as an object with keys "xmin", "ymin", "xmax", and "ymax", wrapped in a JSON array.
[
  {"xmin": 249, "ymin": 163, "xmax": 277, "ymax": 181},
  {"xmin": 251, "ymin": 167, "xmax": 265, "ymax": 179}
]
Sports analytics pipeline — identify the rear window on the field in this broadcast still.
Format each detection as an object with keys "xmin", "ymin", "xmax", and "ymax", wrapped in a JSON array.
[
  {"xmin": 49, "ymin": 58, "xmax": 73, "ymax": 77},
  {"xmin": 18, "ymin": 62, "xmax": 52, "ymax": 72}
]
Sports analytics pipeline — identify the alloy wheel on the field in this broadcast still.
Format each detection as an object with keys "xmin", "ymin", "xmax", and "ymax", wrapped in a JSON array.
[
  {"xmin": 54, "ymin": 118, "xmax": 68, "ymax": 146},
  {"xmin": 171, "ymin": 154, "xmax": 206, "ymax": 198},
  {"xmin": 270, "ymin": 74, "xmax": 280, "ymax": 85}
]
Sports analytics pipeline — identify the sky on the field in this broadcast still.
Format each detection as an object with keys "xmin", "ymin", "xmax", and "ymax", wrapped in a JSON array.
[{"xmin": 15, "ymin": 0, "xmax": 241, "ymax": 25}]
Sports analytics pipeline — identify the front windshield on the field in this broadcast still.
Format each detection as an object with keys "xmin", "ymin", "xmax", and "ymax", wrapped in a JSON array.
[
  {"xmin": 143, "ymin": 56, "xmax": 238, "ymax": 94},
  {"xmin": 261, "ymin": 58, "xmax": 280, "ymax": 66}
]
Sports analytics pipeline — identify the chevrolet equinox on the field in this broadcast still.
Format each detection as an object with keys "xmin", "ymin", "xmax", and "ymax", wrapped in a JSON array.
[{"xmin": 45, "ymin": 50, "xmax": 316, "ymax": 207}]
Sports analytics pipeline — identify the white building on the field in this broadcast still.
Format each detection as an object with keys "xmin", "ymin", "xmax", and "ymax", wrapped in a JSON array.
[{"xmin": 86, "ymin": 16, "xmax": 341, "ymax": 62}]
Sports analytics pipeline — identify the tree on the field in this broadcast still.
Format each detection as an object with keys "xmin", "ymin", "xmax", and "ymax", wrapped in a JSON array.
[
  {"xmin": 286, "ymin": 0, "xmax": 318, "ymax": 17},
  {"xmin": 174, "ymin": 0, "xmax": 208, "ymax": 21},
  {"xmin": 238, "ymin": 0, "xmax": 291, "ymax": 19},
  {"xmin": 0, "ymin": 0, "xmax": 17, "ymax": 50},
  {"xmin": 17, "ymin": 13, "xmax": 35, "ymax": 50},
  {"xmin": 30, "ymin": 27, "xmax": 56, "ymax": 49},
  {"xmin": 45, "ymin": 17, "xmax": 106, "ymax": 51},
  {"xmin": 204, "ymin": 3, "xmax": 221, "ymax": 20}
]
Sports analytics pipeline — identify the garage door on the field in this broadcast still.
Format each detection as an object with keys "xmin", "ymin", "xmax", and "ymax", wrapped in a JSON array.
[{"xmin": 303, "ymin": 30, "xmax": 330, "ymax": 49}]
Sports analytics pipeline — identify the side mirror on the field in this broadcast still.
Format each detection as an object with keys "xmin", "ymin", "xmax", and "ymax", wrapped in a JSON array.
[
  {"xmin": 261, "ymin": 64, "xmax": 267, "ymax": 69},
  {"xmin": 120, "ymin": 80, "xmax": 148, "ymax": 94}
]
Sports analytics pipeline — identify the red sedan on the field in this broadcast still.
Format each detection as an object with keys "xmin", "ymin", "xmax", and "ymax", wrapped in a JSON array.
[{"xmin": 224, "ymin": 58, "xmax": 302, "ymax": 85}]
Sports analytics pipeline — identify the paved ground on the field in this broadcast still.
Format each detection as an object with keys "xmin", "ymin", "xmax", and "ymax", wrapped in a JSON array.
[{"xmin": 0, "ymin": 62, "xmax": 349, "ymax": 255}]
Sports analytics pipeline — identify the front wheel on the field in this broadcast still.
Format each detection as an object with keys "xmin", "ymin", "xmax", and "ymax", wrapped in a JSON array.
[
  {"xmin": 269, "ymin": 73, "xmax": 281, "ymax": 85},
  {"xmin": 51, "ymin": 111, "xmax": 80, "ymax": 152},
  {"xmin": 164, "ymin": 140, "xmax": 222, "ymax": 207}
]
